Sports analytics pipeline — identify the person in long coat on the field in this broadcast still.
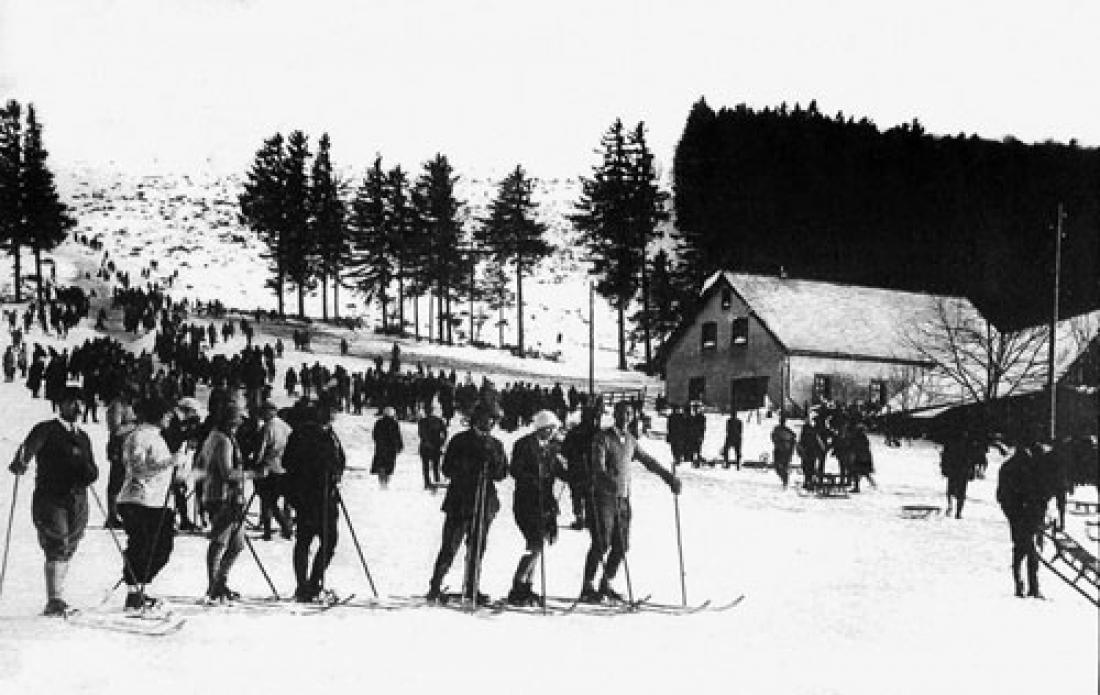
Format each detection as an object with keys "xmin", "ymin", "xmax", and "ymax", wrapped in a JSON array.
[
  {"xmin": 996, "ymin": 441, "xmax": 1055, "ymax": 599},
  {"xmin": 371, "ymin": 406, "xmax": 403, "ymax": 488}
]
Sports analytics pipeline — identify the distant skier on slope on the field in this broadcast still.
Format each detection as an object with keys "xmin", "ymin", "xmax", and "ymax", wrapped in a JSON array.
[{"xmin": 8, "ymin": 386, "xmax": 99, "ymax": 616}]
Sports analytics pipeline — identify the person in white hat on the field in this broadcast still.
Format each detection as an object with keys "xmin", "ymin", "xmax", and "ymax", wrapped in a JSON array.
[{"xmin": 505, "ymin": 410, "xmax": 566, "ymax": 606}]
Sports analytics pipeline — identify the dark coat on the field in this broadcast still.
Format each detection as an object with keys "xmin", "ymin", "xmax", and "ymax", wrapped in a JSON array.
[
  {"xmin": 440, "ymin": 428, "xmax": 508, "ymax": 518},
  {"xmin": 371, "ymin": 416, "xmax": 403, "ymax": 475},
  {"xmin": 509, "ymin": 432, "xmax": 564, "ymax": 532},
  {"xmin": 417, "ymin": 415, "xmax": 447, "ymax": 455},
  {"xmin": 283, "ymin": 421, "xmax": 346, "ymax": 524},
  {"xmin": 996, "ymin": 448, "xmax": 1053, "ymax": 526}
]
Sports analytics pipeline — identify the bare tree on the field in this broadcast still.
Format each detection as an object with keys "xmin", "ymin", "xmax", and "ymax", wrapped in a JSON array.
[{"xmin": 903, "ymin": 297, "xmax": 1050, "ymax": 405}]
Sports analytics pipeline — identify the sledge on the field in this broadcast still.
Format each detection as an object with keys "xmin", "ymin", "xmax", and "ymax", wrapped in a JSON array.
[
  {"xmin": 1037, "ymin": 523, "xmax": 1099, "ymax": 607},
  {"xmin": 65, "ymin": 607, "xmax": 186, "ymax": 636},
  {"xmin": 1069, "ymin": 500, "xmax": 1099, "ymax": 515},
  {"xmin": 900, "ymin": 505, "xmax": 941, "ymax": 520}
]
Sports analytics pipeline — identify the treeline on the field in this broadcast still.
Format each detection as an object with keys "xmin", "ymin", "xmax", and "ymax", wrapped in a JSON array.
[
  {"xmin": 0, "ymin": 101, "xmax": 74, "ymax": 303},
  {"xmin": 238, "ymin": 132, "xmax": 555, "ymax": 356},
  {"xmin": 672, "ymin": 99, "xmax": 1100, "ymax": 330}
]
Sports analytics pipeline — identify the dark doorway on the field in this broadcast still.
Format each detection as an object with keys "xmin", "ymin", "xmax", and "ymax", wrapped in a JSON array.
[{"xmin": 730, "ymin": 376, "xmax": 769, "ymax": 412}]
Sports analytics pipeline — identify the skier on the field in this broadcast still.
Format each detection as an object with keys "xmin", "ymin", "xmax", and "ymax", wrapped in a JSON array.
[
  {"xmin": 426, "ymin": 398, "xmax": 508, "ymax": 605},
  {"xmin": 846, "ymin": 422, "xmax": 876, "ymax": 492},
  {"xmin": 116, "ymin": 396, "xmax": 192, "ymax": 610},
  {"xmin": 371, "ymin": 406, "xmax": 403, "ymax": 489},
  {"xmin": 282, "ymin": 392, "xmax": 346, "ymax": 602},
  {"xmin": 8, "ymin": 386, "xmax": 99, "ymax": 615},
  {"xmin": 506, "ymin": 410, "xmax": 566, "ymax": 606},
  {"xmin": 199, "ymin": 398, "xmax": 251, "ymax": 601},
  {"xmin": 995, "ymin": 441, "xmax": 1055, "ymax": 598},
  {"xmin": 770, "ymin": 414, "xmax": 796, "ymax": 489},
  {"xmin": 417, "ymin": 404, "xmax": 448, "ymax": 490},
  {"xmin": 579, "ymin": 401, "xmax": 681, "ymax": 604}
]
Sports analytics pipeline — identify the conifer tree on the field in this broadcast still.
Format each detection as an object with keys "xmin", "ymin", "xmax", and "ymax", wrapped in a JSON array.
[
  {"xmin": 309, "ymin": 133, "xmax": 347, "ymax": 321},
  {"xmin": 21, "ymin": 105, "xmax": 74, "ymax": 305},
  {"xmin": 0, "ymin": 101, "xmax": 23, "ymax": 300},
  {"xmin": 347, "ymin": 156, "xmax": 396, "ymax": 330},
  {"xmin": 573, "ymin": 119, "xmax": 666, "ymax": 370},
  {"xmin": 476, "ymin": 165, "xmax": 551, "ymax": 357},
  {"xmin": 626, "ymin": 122, "xmax": 669, "ymax": 367},
  {"xmin": 415, "ymin": 154, "xmax": 466, "ymax": 344},
  {"xmin": 387, "ymin": 165, "xmax": 418, "ymax": 334},
  {"xmin": 282, "ymin": 130, "xmax": 314, "ymax": 318},
  {"xmin": 239, "ymin": 133, "xmax": 288, "ymax": 316},
  {"xmin": 671, "ymin": 98, "xmax": 719, "ymax": 296}
]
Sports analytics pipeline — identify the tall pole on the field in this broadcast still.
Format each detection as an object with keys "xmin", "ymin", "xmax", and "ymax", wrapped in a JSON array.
[
  {"xmin": 588, "ymin": 282, "xmax": 595, "ymax": 397},
  {"xmin": 1047, "ymin": 203, "xmax": 1064, "ymax": 441}
]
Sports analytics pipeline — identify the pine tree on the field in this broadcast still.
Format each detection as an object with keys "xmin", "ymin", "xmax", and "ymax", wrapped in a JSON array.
[
  {"xmin": 20, "ymin": 105, "xmax": 74, "ymax": 305},
  {"xmin": 476, "ymin": 165, "xmax": 551, "ymax": 357},
  {"xmin": 347, "ymin": 156, "xmax": 396, "ymax": 330},
  {"xmin": 633, "ymin": 248, "xmax": 685, "ymax": 366},
  {"xmin": 387, "ymin": 165, "xmax": 418, "ymax": 335},
  {"xmin": 309, "ymin": 133, "xmax": 347, "ymax": 321},
  {"xmin": 0, "ymin": 101, "xmax": 23, "ymax": 301},
  {"xmin": 415, "ymin": 154, "xmax": 466, "ymax": 345},
  {"xmin": 283, "ymin": 131, "xmax": 314, "ymax": 318},
  {"xmin": 671, "ymin": 98, "xmax": 719, "ymax": 295},
  {"xmin": 239, "ymin": 133, "xmax": 288, "ymax": 317},
  {"xmin": 572, "ymin": 119, "xmax": 664, "ymax": 370},
  {"xmin": 626, "ymin": 122, "xmax": 669, "ymax": 368}
]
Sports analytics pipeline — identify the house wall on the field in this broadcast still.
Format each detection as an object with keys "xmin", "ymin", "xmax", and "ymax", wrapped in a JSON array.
[
  {"xmin": 664, "ymin": 284, "xmax": 787, "ymax": 411},
  {"xmin": 787, "ymin": 354, "xmax": 916, "ymax": 410}
]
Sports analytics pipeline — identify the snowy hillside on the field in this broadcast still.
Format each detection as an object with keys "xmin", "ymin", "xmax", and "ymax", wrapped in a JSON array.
[
  {"xmin": 55, "ymin": 165, "xmax": 651, "ymax": 373},
  {"xmin": 0, "ymin": 211, "xmax": 1096, "ymax": 695}
]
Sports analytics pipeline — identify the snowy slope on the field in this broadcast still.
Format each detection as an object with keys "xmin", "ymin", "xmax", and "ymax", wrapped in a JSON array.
[{"xmin": 0, "ymin": 228, "xmax": 1097, "ymax": 695}]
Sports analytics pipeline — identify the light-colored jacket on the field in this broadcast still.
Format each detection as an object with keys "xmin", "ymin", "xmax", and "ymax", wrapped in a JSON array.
[
  {"xmin": 590, "ymin": 426, "xmax": 667, "ymax": 498},
  {"xmin": 117, "ymin": 424, "xmax": 189, "ymax": 508},
  {"xmin": 255, "ymin": 416, "xmax": 291, "ymax": 476}
]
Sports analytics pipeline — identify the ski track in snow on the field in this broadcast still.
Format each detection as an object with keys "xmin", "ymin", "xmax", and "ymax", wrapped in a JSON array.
[{"xmin": 0, "ymin": 240, "xmax": 1097, "ymax": 695}]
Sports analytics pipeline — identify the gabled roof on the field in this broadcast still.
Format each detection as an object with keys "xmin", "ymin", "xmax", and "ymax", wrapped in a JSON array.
[{"xmin": 699, "ymin": 271, "xmax": 979, "ymax": 363}]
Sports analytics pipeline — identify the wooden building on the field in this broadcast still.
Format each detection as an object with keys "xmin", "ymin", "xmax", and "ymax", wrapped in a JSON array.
[{"xmin": 661, "ymin": 272, "xmax": 978, "ymax": 414}]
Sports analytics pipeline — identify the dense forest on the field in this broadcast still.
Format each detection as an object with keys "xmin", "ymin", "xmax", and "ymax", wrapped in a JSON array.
[{"xmin": 672, "ymin": 99, "xmax": 1099, "ymax": 330}]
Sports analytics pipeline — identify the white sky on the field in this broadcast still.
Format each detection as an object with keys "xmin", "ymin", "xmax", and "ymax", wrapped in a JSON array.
[{"xmin": 1, "ymin": 0, "xmax": 1098, "ymax": 178}]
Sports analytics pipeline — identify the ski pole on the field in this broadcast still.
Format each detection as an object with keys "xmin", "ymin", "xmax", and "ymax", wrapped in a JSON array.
[
  {"xmin": 537, "ymin": 455, "xmax": 548, "ymax": 615},
  {"xmin": 673, "ymin": 492, "xmax": 687, "ymax": 607},
  {"xmin": 0, "ymin": 474, "xmax": 19, "ymax": 600},
  {"xmin": 88, "ymin": 486, "xmax": 140, "ymax": 597},
  {"xmin": 616, "ymin": 502, "xmax": 635, "ymax": 605},
  {"xmin": 336, "ymin": 489, "xmax": 378, "ymax": 597}
]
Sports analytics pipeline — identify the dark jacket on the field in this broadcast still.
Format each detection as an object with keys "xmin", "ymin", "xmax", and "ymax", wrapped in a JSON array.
[
  {"xmin": 510, "ymin": 432, "xmax": 564, "ymax": 524},
  {"xmin": 440, "ymin": 428, "xmax": 508, "ymax": 518},
  {"xmin": 371, "ymin": 416, "xmax": 403, "ymax": 475},
  {"xmin": 417, "ymin": 415, "xmax": 447, "ymax": 455},
  {"xmin": 17, "ymin": 419, "xmax": 99, "ymax": 495},
  {"xmin": 561, "ymin": 421, "xmax": 598, "ymax": 485},
  {"xmin": 283, "ymin": 421, "xmax": 346, "ymax": 521},
  {"xmin": 996, "ymin": 448, "xmax": 1052, "ymax": 523}
]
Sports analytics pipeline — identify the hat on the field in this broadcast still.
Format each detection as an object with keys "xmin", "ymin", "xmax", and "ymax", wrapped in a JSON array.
[
  {"xmin": 382, "ymin": 406, "xmax": 396, "ymax": 418},
  {"xmin": 532, "ymin": 410, "xmax": 560, "ymax": 431}
]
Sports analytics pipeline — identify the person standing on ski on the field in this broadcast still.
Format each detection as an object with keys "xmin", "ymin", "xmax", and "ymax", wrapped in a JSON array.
[
  {"xmin": 8, "ymin": 386, "xmax": 99, "ymax": 616},
  {"xmin": 117, "ymin": 396, "xmax": 193, "ymax": 610},
  {"xmin": 579, "ymin": 401, "xmax": 681, "ymax": 604},
  {"xmin": 721, "ymin": 413, "xmax": 743, "ymax": 470},
  {"xmin": 283, "ymin": 393, "xmax": 346, "ymax": 602},
  {"xmin": 426, "ymin": 399, "xmax": 508, "ymax": 605},
  {"xmin": 561, "ymin": 405, "xmax": 600, "ymax": 530},
  {"xmin": 200, "ymin": 398, "xmax": 250, "ymax": 601},
  {"xmin": 506, "ymin": 410, "xmax": 566, "ymax": 606}
]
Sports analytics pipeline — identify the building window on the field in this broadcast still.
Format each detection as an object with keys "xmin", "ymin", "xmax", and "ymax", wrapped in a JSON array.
[
  {"xmin": 701, "ymin": 321, "xmax": 718, "ymax": 351},
  {"xmin": 688, "ymin": 376, "xmax": 706, "ymax": 403},
  {"xmin": 869, "ymin": 379, "xmax": 887, "ymax": 407},
  {"xmin": 812, "ymin": 374, "xmax": 832, "ymax": 404},
  {"xmin": 731, "ymin": 317, "xmax": 748, "ymax": 347},
  {"xmin": 721, "ymin": 288, "xmax": 732, "ymax": 310}
]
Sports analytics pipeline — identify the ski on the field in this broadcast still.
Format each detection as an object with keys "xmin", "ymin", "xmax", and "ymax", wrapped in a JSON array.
[
  {"xmin": 65, "ymin": 608, "xmax": 186, "ymax": 637},
  {"xmin": 629, "ymin": 594, "xmax": 745, "ymax": 615},
  {"xmin": 161, "ymin": 592, "xmax": 355, "ymax": 615}
]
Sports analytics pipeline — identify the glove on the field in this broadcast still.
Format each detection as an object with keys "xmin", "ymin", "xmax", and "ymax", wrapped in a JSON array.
[{"xmin": 668, "ymin": 475, "xmax": 682, "ymax": 495}]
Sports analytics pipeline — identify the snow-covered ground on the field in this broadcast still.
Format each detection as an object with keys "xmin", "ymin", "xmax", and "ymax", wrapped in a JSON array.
[{"xmin": 0, "ymin": 240, "xmax": 1097, "ymax": 695}]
